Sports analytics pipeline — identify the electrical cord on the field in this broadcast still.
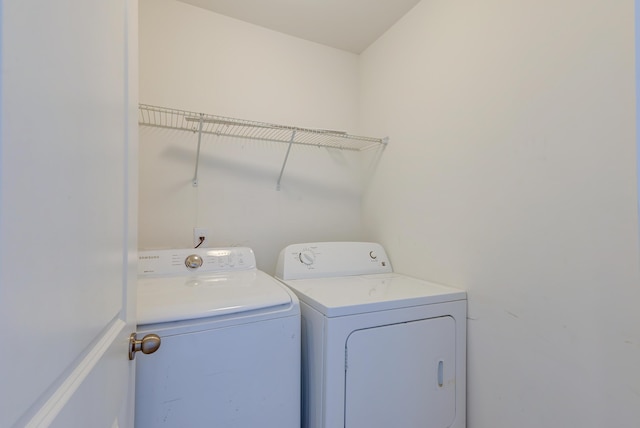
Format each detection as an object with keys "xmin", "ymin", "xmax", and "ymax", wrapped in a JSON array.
[{"xmin": 195, "ymin": 236, "xmax": 205, "ymax": 248}]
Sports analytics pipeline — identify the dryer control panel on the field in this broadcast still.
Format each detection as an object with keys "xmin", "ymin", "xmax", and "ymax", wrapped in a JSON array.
[
  {"xmin": 139, "ymin": 247, "xmax": 256, "ymax": 276},
  {"xmin": 275, "ymin": 242, "xmax": 392, "ymax": 280}
]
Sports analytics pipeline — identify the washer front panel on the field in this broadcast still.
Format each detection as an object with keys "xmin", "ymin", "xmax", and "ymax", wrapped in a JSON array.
[
  {"xmin": 284, "ymin": 273, "xmax": 466, "ymax": 317},
  {"xmin": 135, "ymin": 312, "xmax": 301, "ymax": 428}
]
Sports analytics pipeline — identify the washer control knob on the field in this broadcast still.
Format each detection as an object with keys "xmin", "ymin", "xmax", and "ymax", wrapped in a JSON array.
[
  {"xmin": 299, "ymin": 250, "xmax": 316, "ymax": 265},
  {"xmin": 369, "ymin": 251, "xmax": 377, "ymax": 260},
  {"xmin": 185, "ymin": 254, "xmax": 203, "ymax": 270}
]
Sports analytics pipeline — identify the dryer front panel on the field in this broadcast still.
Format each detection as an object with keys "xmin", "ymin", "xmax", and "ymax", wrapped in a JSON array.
[{"xmin": 344, "ymin": 316, "xmax": 456, "ymax": 428}]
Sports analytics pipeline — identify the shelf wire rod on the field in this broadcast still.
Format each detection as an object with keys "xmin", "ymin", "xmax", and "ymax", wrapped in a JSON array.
[
  {"xmin": 265, "ymin": 127, "xmax": 285, "ymax": 143},
  {"xmin": 240, "ymin": 125, "xmax": 253, "ymax": 138},
  {"xmin": 303, "ymin": 132, "xmax": 327, "ymax": 146},
  {"xmin": 171, "ymin": 110, "xmax": 178, "ymax": 129},
  {"xmin": 151, "ymin": 110, "xmax": 156, "ymax": 127},
  {"xmin": 271, "ymin": 128, "xmax": 288, "ymax": 142},
  {"xmin": 192, "ymin": 114, "xmax": 204, "ymax": 187},
  {"xmin": 261, "ymin": 127, "xmax": 276, "ymax": 141},
  {"xmin": 246, "ymin": 124, "xmax": 264, "ymax": 139},
  {"xmin": 276, "ymin": 130, "xmax": 296, "ymax": 191}
]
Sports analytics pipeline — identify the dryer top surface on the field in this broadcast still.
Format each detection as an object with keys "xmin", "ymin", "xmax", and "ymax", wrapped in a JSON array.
[{"xmin": 281, "ymin": 273, "xmax": 466, "ymax": 317}]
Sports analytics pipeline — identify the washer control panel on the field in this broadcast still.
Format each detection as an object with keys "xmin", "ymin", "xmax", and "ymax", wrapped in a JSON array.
[
  {"xmin": 139, "ymin": 247, "xmax": 256, "ymax": 276},
  {"xmin": 276, "ymin": 242, "xmax": 392, "ymax": 280}
]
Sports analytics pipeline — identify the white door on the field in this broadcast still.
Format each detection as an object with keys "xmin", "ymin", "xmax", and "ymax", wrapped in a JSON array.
[
  {"xmin": 0, "ymin": 1, "xmax": 138, "ymax": 427},
  {"xmin": 345, "ymin": 316, "xmax": 457, "ymax": 428}
]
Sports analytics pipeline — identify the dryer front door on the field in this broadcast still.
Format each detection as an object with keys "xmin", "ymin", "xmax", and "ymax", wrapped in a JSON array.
[{"xmin": 344, "ymin": 316, "xmax": 456, "ymax": 428}]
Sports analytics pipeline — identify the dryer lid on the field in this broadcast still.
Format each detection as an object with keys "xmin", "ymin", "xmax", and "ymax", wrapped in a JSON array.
[
  {"xmin": 282, "ymin": 273, "xmax": 466, "ymax": 317},
  {"xmin": 137, "ymin": 270, "xmax": 292, "ymax": 325}
]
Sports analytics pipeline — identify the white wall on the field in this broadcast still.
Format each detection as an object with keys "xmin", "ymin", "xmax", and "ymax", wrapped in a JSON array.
[
  {"xmin": 140, "ymin": 0, "xmax": 640, "ymax": 425},
  {"xmin": 360, "ymin": 1, "xmax": 640, "ymax": 427},
  {"xmin": 138, "ymin": 0, "xmax": 369, "ymax": 273}
]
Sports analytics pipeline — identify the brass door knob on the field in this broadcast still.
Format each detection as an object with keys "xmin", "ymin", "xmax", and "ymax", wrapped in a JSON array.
[{"xmin": 129, "ymin": 332, "xmax": 161, "ymax": 360}]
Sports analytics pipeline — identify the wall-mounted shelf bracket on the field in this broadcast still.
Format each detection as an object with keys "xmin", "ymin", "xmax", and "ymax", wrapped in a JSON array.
[
  {"xmin": 192, "ymin": 114, "xmax": 204, "ymax": 187},
  {"xmin": 276, "ymin": 130, "xmax": 296, "ymax": 191}
]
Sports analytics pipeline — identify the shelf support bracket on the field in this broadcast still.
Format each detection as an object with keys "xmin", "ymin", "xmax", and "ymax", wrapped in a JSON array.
[
  {"xmin": 192, "ymin": 114, "xmax": 204, "ymax": 187},
  {"xmin": 276, "ymin": 130, "xmax": 296, "ymax": 191}
]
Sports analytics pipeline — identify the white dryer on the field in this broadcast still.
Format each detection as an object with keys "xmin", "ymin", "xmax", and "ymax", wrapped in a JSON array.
[
  {"xmin": 276, "ymin": 242, "xmax": 466, "ymax": 428},
  {"xmin": 135, "ymin": 247, "xmax": 300, "ymax": 428}
]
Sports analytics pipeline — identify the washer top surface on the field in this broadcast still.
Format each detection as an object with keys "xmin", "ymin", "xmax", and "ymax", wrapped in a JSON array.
[
  {"xmin": 283, "ymin": 273, "xmax": 465, "ymax": 317},
  {"xmin": 138, "ymin": 248, "xmax": 292, "ymax": 325}
]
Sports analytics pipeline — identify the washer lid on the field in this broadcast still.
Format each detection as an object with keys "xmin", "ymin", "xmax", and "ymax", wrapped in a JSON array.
[
  {"xmin": 282, "ymin": 273, "xmax": 466, "ymax": 317},
  {"xmin": 137, "ymin": 270, "xmax": 292, "ymax": 325}
]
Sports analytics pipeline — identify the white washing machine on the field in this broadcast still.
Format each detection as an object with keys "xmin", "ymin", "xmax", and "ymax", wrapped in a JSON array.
[
  {"xmin": 276, "ymin": 242, "xmax": 467, "ymax": 428},
  {"xmin": 135, "ymin": 247, "xmax": 300, "ymax": 428}
]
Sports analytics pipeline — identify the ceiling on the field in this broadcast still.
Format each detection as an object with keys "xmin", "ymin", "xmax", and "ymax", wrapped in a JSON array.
[{"xmin": 176, "ymin": 0, "xmax": 421, "ymax": 54}]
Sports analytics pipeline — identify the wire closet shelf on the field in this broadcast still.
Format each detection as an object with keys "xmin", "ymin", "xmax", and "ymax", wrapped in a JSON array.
[{"xmin": 138, "ymin": 104, "xmax": 388, "ymax": 189}]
